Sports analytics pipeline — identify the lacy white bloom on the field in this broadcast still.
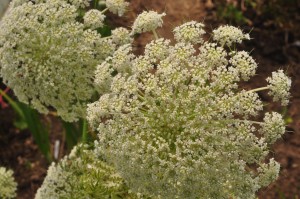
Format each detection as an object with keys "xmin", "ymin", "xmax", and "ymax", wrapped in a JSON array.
[
  {"xmin": 233, "ymin": 90, "xmax": 264, "ymax": 117},
  {"xmin": 95, "ymin": 37, "xmax": 117, "ymax": 60},
  {"xmin": 94, "ymin": 58, "xmax": 115, "ymax": 94},
  {"xmin": 84, "ymin": 9, "xmax": 105, "ymax": 29},
  {"xmin": 88, "ymin": 23, "xmax": 289, "ymax": 198},
  {"xmin": 93, "ymin": 44, "xmax": 135, "ymax": 95},
  {"xmin": 0, "ymin": 167, "xmax": 17, "ymax": 199},
  {"xmin": 35, "ymin": 144, "xmax": 138, "ymax": 199},
  {"xmin": 0, "ymin": 0, "xmax": 118, "ymax": 121},
  {"xmin": 229, "ymin": 51, "xmax": 257, "ymax": 81},
  {"xmin": 7, "ymin": 0, "xmax": 27, "ymax": 8},
  {"xmin": 213, "ymin": 25, "xmax": 250, "ymax": 47},
  {"xmin": 106, "ymin": 0, "xmax": 129, "ymax": 16},
  {"xmin": 266, "ymin": 69, "xmax": 291, "ymax": 106},
  {"xmin": 199, "ymin": 42, "xmax": 228, "ymax": 69},
  {"xmin": 173, "ymin": 21, "xmax": 205, "ymax": 44},
  {"xmin": 110, "ymin": 44, "xmax": 135, "ymax": 73},
  {"xmin": 111, "ymin": 27, "xmax": 133, "ymax": 46},
  {"xmin": 144, "ymin": 38, "xmax": 171, "ymax": 62},
  {"xmin": 131, "ymin": 11, "xmax": 166, "ymax": 34},
  {"xmin": 68, "ymin": 0, "xmax": 91, "ymax": 8},
  {"xmin": 262, "ymin": 112, "xmax": 285, "ymax": 144},
  {"xmin": 257, "ymin": 158, "xmax": 280, "ymax": 187}
]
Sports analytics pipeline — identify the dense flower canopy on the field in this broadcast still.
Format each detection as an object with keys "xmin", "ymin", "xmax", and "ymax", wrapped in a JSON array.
[
  {"xmin": 0, "ymin": 0, "xmax": 130, "ymax": 121},
  {"xmin": 0, "ymin": 0, "xmax": 291, "ymax": 197},
  {"xmin": 87, "ymin": 21, "xmax": 291, "ymax": 198}
]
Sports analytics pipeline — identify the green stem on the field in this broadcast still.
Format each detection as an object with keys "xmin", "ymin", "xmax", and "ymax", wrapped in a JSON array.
[
  {"xmin": 101, "ymin": 7, "xmax": 109, "ymax": 14},
  {"xmin": 152, "ymin": 29, "xmax": 159, "ymax": 40},
  {"xmin": 94, "ymin": 0, "xmax": 98, "ymax": 8},
  {"xmin": 246, "ymin": 86, "xmax": 269, "ymax": 93},
  {"xmin": 102, "ymin": 35, "xmax": 112, "ymax": 39},
  {"xmin": 0, "ymin": 89, "xmax": 25, "ymax": 120},
  {"xmin": 82, "ymin": 119, "xmax": 88, "ymax": 143}
]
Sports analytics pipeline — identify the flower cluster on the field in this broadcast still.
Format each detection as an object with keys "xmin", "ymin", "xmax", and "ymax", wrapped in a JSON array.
[
  {"xmin": 9, "ymin": 0, "xmax": 91, "ymax": 8},
  {"xmin": 112, "ymin": 27, "xmax": 133, "ymax": 46},
  {"xmin": 173, "ymin": 21, "xmax": 205, "ymax": 44},
  {"xmin": 131, "ymin": 11, "xmax": 166, "ymax": 34},
  {"xmin": 35, "ymin": 144, "xmax": 139, "ymax": 199},
  {"xmin": 0, "ymin": 167, "xmax": 17, "ymax": 199},
  {"xmin": 229, "ymin": 51, "xmax": 257, "ymax": 81},
  {"xmin": 83, "ymin": 9, "xmax": 105, "ymax": 29},
  {"xmin": 106, "ymin": 0, "xmax": 129, "ymax": 16},
  {"xmin": 257, "ymin": 158, "xmax": 280, "ymax": 187},
  {"xmin": 0, "ymin": 0, "xmax": 131, "ymax": 121},
  {"xmin": 68, "ymin": 0, "xmax": 91, "ymax": 8},
  {"xmin": 213, "ymin": 25, "xmax": 250, "ymax": 47},
  {"xmin": 87, "ymin": 20, "xmax": 291, "ymax": 198},
  {"xmin": 93, "ymin": 44, "xmax": 135, "ymax": 94},
  {"xmin": 267, "ymin": 69, "xmax": 291, "ymax": 106},
  {"xmin": 144, "ymin": 38, "xmax": 171, "ymax": 62},
  {"xmin": 262, "ymin": 112, "xmax": 286, "ymax": 144}
]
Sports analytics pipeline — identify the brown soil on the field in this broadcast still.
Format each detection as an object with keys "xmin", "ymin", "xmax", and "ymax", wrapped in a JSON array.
[
  {"xmin": 0, "ymin": 102, "xmax": 46, "ymax": 199},
  {"xmin": 1, "ymin": 0, "xmax": 300, "ymax": 198}
]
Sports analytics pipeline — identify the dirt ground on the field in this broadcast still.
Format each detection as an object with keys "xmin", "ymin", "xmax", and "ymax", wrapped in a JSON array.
[{"xmin": 0, "ymin": 0, "xmax": 300, "ymax": 198}]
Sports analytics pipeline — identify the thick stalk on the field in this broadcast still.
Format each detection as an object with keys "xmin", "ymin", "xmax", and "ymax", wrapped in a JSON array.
[
  {"xmin": 152, "ymin": 29, "xmax": 159, "ymax": 40},
  {"xmin": 246, "ymin": 86, "xmax": 269, "ymax": 93},
  {"xmin": 101, "ymin": 7, "xmax": 109, "ymax": 14},
  {"xmin": 0, "ymin": 89, "xmax": 24, "ymax": 120},
  {"xmin": 82, "ymin": 119, "xmax": 88, "ymax": 143}
]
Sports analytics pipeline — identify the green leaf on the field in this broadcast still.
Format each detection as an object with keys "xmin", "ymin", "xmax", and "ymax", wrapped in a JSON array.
[
  {"xmin": 0, "ymin": 89, "xmax": 25, "ymax": 121},
  {"xmin": 62, "ymin": 120, "xmax": 82, "ymax": 149},
  {"xmin": 98, "ymin": 25, "xmax": 111, "ymax": 37},
  {"xmin": 13, "ymin": 119, "xmax": 28, "ymax": 130},
  {"xmin": 81, "ymin": 119, "xmax": 88, "ymax": 143},
  {"xmin": 18, "ymin": 102, "xmax": 52, "ymax": 162}
]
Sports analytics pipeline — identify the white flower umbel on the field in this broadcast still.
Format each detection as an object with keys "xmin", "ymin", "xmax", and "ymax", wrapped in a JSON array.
[
  {"xmin": 111, "ymin": 27, "xmax": 133, "ymax": 46},
  {"xmin": 131, "ymin": 10, "xmax": 166, "ymax": 35},
  {"xmin": 35, "ymin": 144, "xmax": 139, "ymax": 199},
  {"xmin": 94, "ymin": 58, "xmax": 115, "ymax": 94},
  {"xmin": 110, "ymin": 44, "xmax": 135, "ymax": 73},
  {"xmin": 84, "ymin": 9, "xmax": 105, "ymax": 29},
  {"xmin": 68, "ymin": 0, "xmax": 91, "ymax": 8},
  {"xmin": 266, "ymin": 69, "xmax": 291, "ymax": 106},
  {"xmin": 0, "ymin": 0, "xmax": 128, "ymax": 121},
  {"xmin": 257, "ymin": 158, "xmax": 280, "ymax": 187},
  {"xmin": 199, "ymin": 42, "xmax": 228, "ymax": 69},
  {"xmin": 88, "ymin": 23, "xmax": 290, "ymax": 198},
  {"xmin": 93, "ymin": 44, "xmax": 135, "ymax": 94},
  {"xmin": 229, "ymin": 51, "xmax": 257, "ymax": 81},
  {"xmin": 0, "ymin": 167, "xmax": 17, "ymax": 199},
  {"xmin": 213, "ymin": 25, "xmax": 250, "ymax": 47},
  {"xmin": 144, "ymin": 38, "xmax": 171, "ymax": 62},
  {"xmin": 173, "ymin": 21, "xmax": 205, "ymax": 44},
  {"xmin": 106, "ymin": 0, "xmax": 129, "ymax": 16},
  {"xmin": 262, "ymin": 112, "xmax": 285, "ymax": 144}
]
